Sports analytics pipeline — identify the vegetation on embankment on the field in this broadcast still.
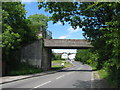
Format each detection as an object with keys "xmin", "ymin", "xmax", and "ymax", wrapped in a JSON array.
[
  {"xmin": 51, "ymin": 60, "xmax": 73, "ymax": 70},
  {"xmin": 6, "ymin": 59, "xmax": 73, "ymax": 76},
  {"xmin": 39, "ymin": 2, "xmax": 120, "ymax": 88},
  {"xmin": 75, "ymin": 49, "xmax": 119, "ymax": 88},
  {"xmin": 2, "ymin": 2, "xmax": 49, "ymax": 75},
  {"xmin": 6, "ymin": 62, "xmax": 43, "ymax": 76}
]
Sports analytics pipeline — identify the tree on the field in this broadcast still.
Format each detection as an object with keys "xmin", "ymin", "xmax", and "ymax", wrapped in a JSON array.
[
  {"xmin": 75, "ymin": 49, "xmax": 91, "ymax": 63},
  {"xmin": 38, "ymin": 2, "xmax": 120, "ymax": 87},
  {"xmin": 2, "ymin": 2, "xmax": 37, "ymax": 61},
  {"xmin": 38, "ymin": 2, "xmax": 120, "ymax": 67},
  {"xmin": 28, "ymin": 14, "xmax": 49, "ymax": 32}
]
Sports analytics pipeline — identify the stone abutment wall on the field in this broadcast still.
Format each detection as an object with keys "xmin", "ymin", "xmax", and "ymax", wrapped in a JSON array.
[
  {"xmin": 20, "ymin": 39, "xmax": 51, "ymax": 71},
  {"xmin": 21, "ymin": 40, "xmax": 43, "ymax": 68}
]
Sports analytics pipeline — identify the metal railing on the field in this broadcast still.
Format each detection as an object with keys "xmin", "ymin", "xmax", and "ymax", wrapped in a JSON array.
[
  {"xmin": 42, "ymin": 30, "xmax": 52, "ymax": 39},
  {"xmin": 46, "ymin": 30, "xmax": 52, "ymax": 38}
]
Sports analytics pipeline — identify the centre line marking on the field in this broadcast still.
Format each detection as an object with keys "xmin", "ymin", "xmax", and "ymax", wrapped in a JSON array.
[
  {"xmin": 56, "ymin": 75, "xmax": 65, "ymax": 79},
  {"xmin": 33, "ymin": 81, "xmax": 51, "ymax": 88},
  {"xmin": 91, "ymin": 70, "xmax": 94, "ymax": 88}
]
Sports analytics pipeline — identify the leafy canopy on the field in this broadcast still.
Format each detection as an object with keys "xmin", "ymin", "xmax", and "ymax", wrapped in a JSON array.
[
  {"xmin": 2, "ymin": 2, "xmax": 37, "ymax": 60},
  {"xmin": 38, "ymin": 2, "xmax": 120, "ymax": 87},
  {"xmin": 28, "ymin": 14, "xmax": 49, "ymax": 32}
]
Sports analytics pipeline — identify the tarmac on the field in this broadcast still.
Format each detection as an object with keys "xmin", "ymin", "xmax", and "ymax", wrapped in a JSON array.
[
  {"xmin": 0, "ymin": 65, "xmax": 112, "ymax": 89},
  {"xmin": 0, "ymin": 67, "xmax": 72, "ymax": 84}
]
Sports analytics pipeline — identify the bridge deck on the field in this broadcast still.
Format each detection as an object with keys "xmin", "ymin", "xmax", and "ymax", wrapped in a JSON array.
[{"xmin": 44, "ymin": 39, "xmax": 93, "ymax": 49}]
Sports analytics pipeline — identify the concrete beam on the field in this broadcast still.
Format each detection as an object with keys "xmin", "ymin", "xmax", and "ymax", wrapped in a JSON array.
[{"xmin": 44, "ymin": 39, "xmax": 93, "ymax": 49}]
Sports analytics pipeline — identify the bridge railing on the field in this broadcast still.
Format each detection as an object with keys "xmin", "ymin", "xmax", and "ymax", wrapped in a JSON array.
[
  {"xmin": 42, "ymin": 30, "xmax": 52, "ymax": 39},
  {"xmin": 46, "ymin": 30, "xmax": 52, "ymax": 38}
]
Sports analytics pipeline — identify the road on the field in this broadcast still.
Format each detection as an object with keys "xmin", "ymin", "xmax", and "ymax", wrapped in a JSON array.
[{"xmin": 2, "ymin": 61, "xmax": 94, "ymax": 89}]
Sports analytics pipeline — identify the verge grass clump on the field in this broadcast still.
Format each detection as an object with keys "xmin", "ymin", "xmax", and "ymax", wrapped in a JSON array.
[{"xmin": 7, "ymin": 62, "xmax": 43, "ymax": 76}]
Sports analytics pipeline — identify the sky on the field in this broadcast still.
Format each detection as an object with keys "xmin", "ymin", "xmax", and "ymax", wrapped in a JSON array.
[{"xmin": 22, "ymin": 1, "xmax": 85, "ymax": 53}]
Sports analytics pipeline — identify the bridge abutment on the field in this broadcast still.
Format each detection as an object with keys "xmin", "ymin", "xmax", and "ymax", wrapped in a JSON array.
[{"xmin": 41, "ymin": 46, "xmax": 52, "ymax": 71}]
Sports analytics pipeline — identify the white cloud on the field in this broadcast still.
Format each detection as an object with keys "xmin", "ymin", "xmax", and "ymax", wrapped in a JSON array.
[
  {"xmin": 58, "ymin": 22, "xmax": 62, "ymax": 25},
  {"xmin": 58, "ymin": 36, "xmax": 67, "ymax": 39},
  {"xmin": 54, "ymin": 22, "xmax": 62, "ymax": 26},
  {"xmin": 67, "ymin": 26, "xmax": 82, "ymax": 33},
  {"xmin": 58, "ymin": 34, "xmax": 71, "ymax": 39}
]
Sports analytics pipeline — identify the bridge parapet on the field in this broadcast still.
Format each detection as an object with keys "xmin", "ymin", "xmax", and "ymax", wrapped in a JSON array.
[{"xmin": 44, "ymin": 39, "xmax": 93, "ymax": 49}]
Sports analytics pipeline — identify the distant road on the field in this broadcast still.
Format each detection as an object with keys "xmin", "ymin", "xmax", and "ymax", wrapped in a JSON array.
[{"xmin": 2, "ymin": 61, "xmax": 94, "ymax": 88}]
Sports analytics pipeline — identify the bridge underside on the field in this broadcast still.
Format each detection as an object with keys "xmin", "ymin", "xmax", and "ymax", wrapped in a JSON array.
[
  {"xmin": 42, "ymin": 39, "xmax": 92, "ymax": 70},
  {"xmin": 44, "ymin": 39, "xmax": 93, "ymax": 49}
]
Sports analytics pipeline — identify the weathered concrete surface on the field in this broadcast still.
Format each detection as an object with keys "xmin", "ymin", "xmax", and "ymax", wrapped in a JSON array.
[
  {"xmin": 21, "ymin": 40, "xmax": 43, "ymax": 68},
  {"xmin": 42, "ymin": 48, "xmax": 52, "ymax": 71},
  {"xmin": 20, "ymin": 39, "xmax": 51, "ymax": 71},
  {"xmin": 44, "ymin": 39, "xmax": 92, "ymax": 49}
]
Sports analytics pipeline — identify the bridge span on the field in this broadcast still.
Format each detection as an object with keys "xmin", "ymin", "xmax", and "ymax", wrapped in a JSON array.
[{"xmin": 44, "ymin": 39, "xmax": 93, "ymax": 49}]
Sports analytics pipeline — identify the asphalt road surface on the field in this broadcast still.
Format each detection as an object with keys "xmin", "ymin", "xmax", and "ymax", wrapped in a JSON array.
[{"xmin": 2, "ymin": 61, "xmax": 94, "ymax": 89}]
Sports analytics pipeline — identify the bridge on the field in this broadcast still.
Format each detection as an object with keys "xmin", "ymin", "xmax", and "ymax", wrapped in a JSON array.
[
  {"xmin": 21, "ymin": 31, "xmax": 93, "ymax": 71},
  {"xmin": 41, "ymin": 38, "xmax": 93, "ymax": 70},
  {"xmin": 44, "ymin": 39, "xmax": 92, "ymax": 49}
]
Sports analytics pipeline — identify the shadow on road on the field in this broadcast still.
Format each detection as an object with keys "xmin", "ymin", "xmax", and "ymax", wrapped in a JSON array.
[
  {"xmin": 59, "ymin": 69, "xmax": 95, "ymax": 72},
  {"xmin": 72, "ymin": 79, "xmax": 115, "ymax": 89}
]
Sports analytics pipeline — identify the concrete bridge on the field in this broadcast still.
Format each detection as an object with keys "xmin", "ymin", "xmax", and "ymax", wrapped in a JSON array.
[
  {"xmin": 20, "ymin": 31, "xmax": 93, "ymax": 71},
  {"xmin": 44, "ymin": 39, "xmax": 92, "ymax": 49},
  {"xmin": 41, "ymin": 39, "xmax": 92, "ymax": 70}
]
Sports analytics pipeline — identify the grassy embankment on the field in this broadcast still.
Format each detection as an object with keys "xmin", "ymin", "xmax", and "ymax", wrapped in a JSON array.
[
  {"xmin": 89, "ymin": 63, "xmax": 115, "ymax": 88},
  {"xmin": 7, "ymin": 60, "xmax": 73, "ymax": 76},
  {"xmin": 7, "ymin": 63, "xmax": 43, "ymax": 76},
  {"xmin": 51, "ymin": 60, "xmax": 73, "ymax": 70},
  {"xmin": 90, "ymin": 64, "xmax": 108, "ymax": 79}
]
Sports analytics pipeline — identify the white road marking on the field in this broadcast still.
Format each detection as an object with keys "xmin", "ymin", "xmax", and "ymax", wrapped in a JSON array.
[
  {"xmin": 91, "ymin": 71, "xmax": 94, "ymax": 88},
  {"xmin": 91, "ymin": 72, "xmax": 94, "ymax": 81},
  {"xmin": 33, "ymin": 81, "xmax": 51, "ymax": 88},
  {"xmin": 56, "ymin": 75, "xmax": 65, "ymax": 79}
]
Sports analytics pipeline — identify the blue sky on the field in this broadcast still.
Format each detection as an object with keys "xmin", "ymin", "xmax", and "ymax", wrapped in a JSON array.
[{"xmin": 22, "ymin": 1, "xmax": 85, "ymax": 53}]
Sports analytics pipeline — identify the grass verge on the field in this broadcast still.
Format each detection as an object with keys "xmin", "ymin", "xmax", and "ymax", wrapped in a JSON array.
[
  {"xmin": 89, "ymin": 64, "xmax": 108, "ymax": 79},
  {"xmin": 51, "ymin": 60, "xmax": 73, "ymax": 70},
  {"xmin": 89, "ymin": 64, "xmax": 97, "ymax": 70},
  {"xmin": 98, "ymin": 69, "xmax": 108, "ymax": 79},
  {"xmin": 7, "ymin": 63, "xmax": 43, "ymax": 76}
]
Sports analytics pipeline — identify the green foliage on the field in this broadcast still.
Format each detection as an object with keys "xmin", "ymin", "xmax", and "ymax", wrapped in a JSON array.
[
  {"xmin": 75, "ymin": 49, "xmax": 98, "ymax": 68},
  {"xmin": 28, "ymin": 14, "xmax": 49, "ymax": 34},
  {"xmin": 38, "ymin": 2, "xmax": 120, "ymax": 88},
  {"xmin": 75, "ymin": 49, "xmax": 91, "ymax": 63},
  {"xmin": 98, "ymin": 69, "xmax": 108, "ymax": 79},
  {"xmin": 2, "ymin": 2, "xmax": 37, "ymax": 62},
  {"xmin": 52, "ymin": 60, "xmax": 72, "ymax": 69},
  {"xmin": 52, "ymin": 53, "xmax": 62, "ymax": 60},
  {"xmin": 7, "ymin": 62, "xmax": 43, "ymax": 76}
]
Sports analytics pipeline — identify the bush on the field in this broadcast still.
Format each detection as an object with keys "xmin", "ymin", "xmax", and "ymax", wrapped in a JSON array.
[
  {"xmin": 75, "ymin": 49, "xmax": 91, "ymax": 63},
  {"xmin": 52, "ymin": 53, "xmax": 62, "ymax": 60}
]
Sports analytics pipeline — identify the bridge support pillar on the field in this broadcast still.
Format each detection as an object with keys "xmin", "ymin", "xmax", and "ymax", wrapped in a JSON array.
[{"xmin": 42, "ymin": 47, "xmax": 52, "ymax": 71}]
